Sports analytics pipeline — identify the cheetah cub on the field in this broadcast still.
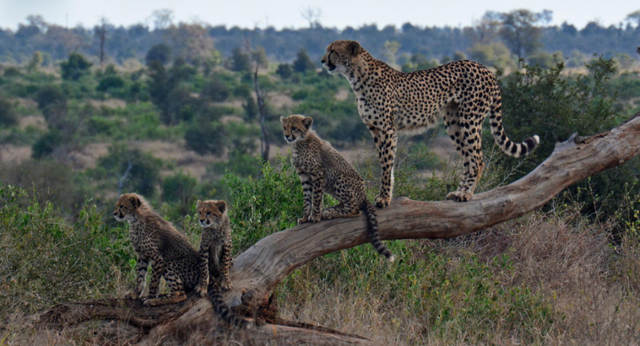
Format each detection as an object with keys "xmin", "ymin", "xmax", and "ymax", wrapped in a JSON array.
[
  {"xmin": 113, "ymin": 193, "xmax": 200, "ymax": 306},
  {"xmin": 195, "ymin": 199, "xmax": 251, "ymax": 328},
  {"xmin": 281, "ymin": 114, "xmax": 395, "ymax": 261}
]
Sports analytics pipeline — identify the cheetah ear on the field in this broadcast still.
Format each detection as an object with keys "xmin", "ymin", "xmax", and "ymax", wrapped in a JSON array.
[
  {"xmin": 129, "ymin": 195, "xmax": 141, "ymax": 208},
  {"xmin": 216, "ymin": 200, "xmax": 226, "ymax": 214},
  {"xmin": 348, "ymin": 41, "xmax": 361, "ymax": 57},
  {"xmin": 302, "ymin": 116, "xmax": 313, "ymax": 129},
  {"xmin": 280, "ymin": 116, "xmax": 285, "ymax": 123},
  {"xmin": 196, "ymin": 200, "xmax": 202, "ymax": 209}
]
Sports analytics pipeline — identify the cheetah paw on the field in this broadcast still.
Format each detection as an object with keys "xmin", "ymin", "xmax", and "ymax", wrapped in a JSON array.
[
  {"xmin": 297, "ymin": 216, "xmax": 309, "ymax": 225},
  {"xmin": 195, "ymin": 286, "xmax": 208, "ymax": 298},
  {"xmin": 124, "ymin": 291, "xmax": 139, "ymax": 300},
  {"xmin": 446, "ymin": 191, "xmax": 471, "ymax": 202},
  {"xmin": 375, "ymin": 195, "xmax": 392, "ymax": 208},
  {"xmin": 309, "ymin": 214, "xmax": 322, "ymax": 223},
  {"xmin": 221, "ymin": 280, "xmax": 233, "ymax": 292}
]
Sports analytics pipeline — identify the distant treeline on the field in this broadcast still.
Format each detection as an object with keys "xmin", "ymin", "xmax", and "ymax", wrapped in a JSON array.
[{"xmin": 1, "ymin": 10, "xmax": 639, "ymax": 65}]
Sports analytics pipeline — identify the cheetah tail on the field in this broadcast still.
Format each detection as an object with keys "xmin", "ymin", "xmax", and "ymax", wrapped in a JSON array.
[
  {"xmin": 489, "ymin": 94, "xmax": 540, "ymax": 158},
  {"xmin": 208, "ymin": 287, "xmax": 253, "ymax": 329},
  {"xmin": 362, "ymin": 200, "xmax": 395, "ymax": 262}
]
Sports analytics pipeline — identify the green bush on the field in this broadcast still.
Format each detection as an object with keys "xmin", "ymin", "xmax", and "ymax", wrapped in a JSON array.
[
  {"xmin": 162, "ymin": 172, "xmax": 197, "ymax": 203},
  {"xmin": 97, "ymin": 75, "xmax": 126, "ymax": 92},
  {"xmin": 60, "ymin": 52, "xmax": 93, "ymax": 81},
  {"xmin": 96, "ymin": 143, "xmax": 163, "ymax": 197},
  {"xmin": 0, "ymin": 94, "xmax": 18, "ymax": 126},
  {"xmin": 31, "ymin": 130, "xmax": 63, "ymax": 158},
  {"xmin": 184, "ymin": 120, "xmax": 226, "ymax": 156},
  {"xmin": 145, "ymin": 44, "xmax": 172, "ymax": 66},
  {"xmin": 0, "ymin": 183, "xmax": 131, "ymax": 314},
  {"xmin": 202, "ymin": 78, "xmax": 229, "ymax": 102}
]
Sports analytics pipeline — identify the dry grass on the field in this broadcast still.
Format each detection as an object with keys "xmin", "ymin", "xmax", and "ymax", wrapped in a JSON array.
[
  {"xmin": 277, "ymin": 210, "xmax": 640, "ymax": 345},
  {"xmin": 2, "ymin": 204, "xmax": 640, "ymax": 345}
]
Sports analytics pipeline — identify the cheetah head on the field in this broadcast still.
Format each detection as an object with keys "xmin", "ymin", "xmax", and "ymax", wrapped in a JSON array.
[
  {"xmin": 280, "ymin": 114, "xmax": 313, "ymax": 144},
  {"xmin": 321, "ymin": 40, "xmax": 361, "ymax": 75},
  {"xmin": 113, "ymin": 193, "xmax": 143, "ymax": 222},
  {"xmin": 196, "ymin": 200, "xmax": 227, "ymax": 228}
]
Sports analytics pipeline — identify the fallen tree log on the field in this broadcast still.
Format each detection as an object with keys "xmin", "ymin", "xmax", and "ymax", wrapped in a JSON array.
[{"xmin": 36, "ymin": 113, "xmax": 640, "ymax": 345}]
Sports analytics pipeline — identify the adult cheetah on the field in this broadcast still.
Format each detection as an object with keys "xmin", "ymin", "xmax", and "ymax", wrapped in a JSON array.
[{"xmin": 321, "ymin": 40, "xmax": 539, "ymax": 206}]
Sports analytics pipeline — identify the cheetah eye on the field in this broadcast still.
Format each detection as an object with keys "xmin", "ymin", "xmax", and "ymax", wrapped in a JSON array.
[
  {"xmin": 292, "ymin": 126, "xmax": 298, "ymax": 132},
  {"xmin": 206, "ymin": 212, "xmax": 211, "ymax": 216}
]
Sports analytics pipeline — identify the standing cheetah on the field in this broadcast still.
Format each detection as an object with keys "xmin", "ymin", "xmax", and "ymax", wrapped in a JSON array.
[
  {"xmin": 282, "ymin": 114, "xmax": 395, "ymax": 261},
  {"xmin": 321, "ymin": 40, "xmax": 539, "ymax": 206},
  {"xmin": 113, "ymin": 193, "xmax": 200, "ymax": 306}
]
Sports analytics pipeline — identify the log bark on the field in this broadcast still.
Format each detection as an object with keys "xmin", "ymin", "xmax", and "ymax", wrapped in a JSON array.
[{"xmin": 36, "ymin": 113, "xmax": 640, "ymax": 345}]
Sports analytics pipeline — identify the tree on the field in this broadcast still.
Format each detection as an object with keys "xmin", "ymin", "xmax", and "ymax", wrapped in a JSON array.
[
  {"xmin": 230, "ymin": 47, "xmax": 251, "ymax": 72},
  {"xmin": 498, "ymin": 9, "xmax": 552, "ymax": 60},
  {"xmin": 467, "ymin": 42, "xmax": 515, "ymax": 70},
  {"xmin": 26, "ymin": 15, "xmax": 48, "ymax": 32},
  {"xmin": 275, "ymin": 63, "xmax": 293, "ymax": 80},
  {"xmin": 293, "ymin": 48, "xmax": 315, "ymax": 73},
  {"xmin": 60, "ymin": 52, "xmax": 92, "ymax": 81},
  {"xmin": 166, "ymin": 23, "xmax": 217, "ymax": 65},
  {"xmin": 94, "ymin": 17, "xmax": 108, "ymax": 66},
  {"xmin": 251, "ymin": 46, "xmax": 269, "ymax": 68},
  {"xmin": 300, "ymin": 7, "xmax": 322, "ymax": 28},
  {"xmin": 0, "ymin": 95, "xmax": 18, "ymax": 126},
  {"xmin": 27, "ymin": 51, "xmax": 43, "ymax": 72},
  {"xmin": 381, "ymin": 40, "xmax": 401, "ymax": 66},
  {"xmin": 184, "ymin": 121, "xmax": 226, "ymax": 156},
  {"xmin": 625, "ymin": 10, "xmax": 640, "ymax": 27},
  {"xmin": 145, "ymin": 44, "xmax": 172, "ymax": 66},
  {"xmin": 97, "ymin": 144, "xmax": 162, "ymax": 197},
  {"xmin": 151, "ymin": 9, "xmax": 174, "ymax": 30}
]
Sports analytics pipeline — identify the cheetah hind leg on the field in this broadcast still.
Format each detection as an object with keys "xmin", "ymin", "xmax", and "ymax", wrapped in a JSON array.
[
  {"xmin": 143, "ymin": 266, "xmax": 188, "ymax": 306},
  {"xmin": 142, "ymin": 291, "xmax": 187, "ymax": 306},
  {"xmin": 320, "ymin": 204, "xmax": 360, "ymax": 220}
]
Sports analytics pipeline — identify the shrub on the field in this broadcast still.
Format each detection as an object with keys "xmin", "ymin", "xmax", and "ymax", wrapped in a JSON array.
[
  {"xmin": 145, "ymin": 44, "xmax": 172, "ymax": 66},
  {"xmin": 184, "ymin": 120, "xmax": 226, "ymax": 156},
  {"xmin": 0, "ymin": 183, "xmax": 131, "ymax": 314},
  {"xmin": 162, "ymin": 172, "xmax": 197, "ymax": 203},
  {"xmin": 60, "ymin": 52, "xmax": 93, "ymax": 81},
  {"xmin": 97, "ymin": 75, "xmax": 126, "ymax": 92},
  {"xmin": 276, "ymin": 63, "xmax": 294, "ymax": 80},
  {"xmin": 31, "ymin": 130, "xmax": 63, "ymax": 158},
  {"xmin": 293, "ymin": 48, "xmax": 315, "ymax": 73},
  {"xmin": 97, "ymin": 143, "xmax": 163, "ymax": 197},
  {"xmin": 0, "ymin": 94, "xmax": 18, "ymax": 126},
  {"xmin": 202, "ymin": 78, "xmax": 229, "ymax": 102}
]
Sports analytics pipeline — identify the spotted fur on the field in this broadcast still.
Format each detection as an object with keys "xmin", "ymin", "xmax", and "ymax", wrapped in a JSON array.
[
  {"xmin": 321, "ymin": 40, "xmax": 540, "ymax": 205},
  {"xmin": 195, "ymin": 200, "xmax": 250, "ymax": 328},
  {"xmin": 282, "ymin": 114, "xmax": 395, "ymax": 261},
  {"xmin": 113, "ymin": 193, "xmax": 200, "ymax": 306}
]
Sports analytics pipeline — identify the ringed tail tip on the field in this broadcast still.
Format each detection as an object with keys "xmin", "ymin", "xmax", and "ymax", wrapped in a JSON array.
[{"xmin": 388, "ymin": 255, "xmax": 396, "ymax": 262}]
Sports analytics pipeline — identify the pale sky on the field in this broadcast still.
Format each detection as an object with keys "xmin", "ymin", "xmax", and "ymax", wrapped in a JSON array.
[{"xmin": 0, "ymin": 0, "xmax": 638, "ymax": 31}]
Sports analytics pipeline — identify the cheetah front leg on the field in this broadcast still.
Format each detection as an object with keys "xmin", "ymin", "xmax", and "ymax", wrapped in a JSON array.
[
  {"xmin": 297, "ymin": 173, "xmax": 313, "ymax": 225},
  {"xmin": 219, "ymin": 240, "xmax": 233, "ymax": 291},
  {"xmin": 309, "ymin": 173, "xmax": 325, "ymax": 223},
  {"xmin": 369, "ymin": 125, "xmax": 397, "ymax": 208},
  {"xmin": 195, "ymin": 234, "xmax": 213, "ymax": 297},
  {"xmin": 125, "ymin": 254, "xmax": 148, "ymax": 300}
]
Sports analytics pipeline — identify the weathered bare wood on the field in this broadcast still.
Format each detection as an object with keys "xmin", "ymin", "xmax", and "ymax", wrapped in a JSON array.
[{"xmin": 36, "ymin": 113, "xmax": 640, "ymax": 345}]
